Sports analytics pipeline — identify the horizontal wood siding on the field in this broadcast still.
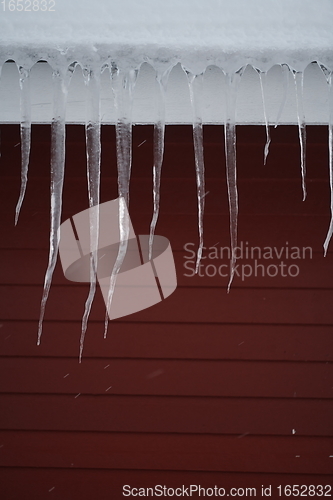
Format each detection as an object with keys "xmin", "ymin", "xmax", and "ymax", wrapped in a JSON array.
[{"xmin": 0, "ymin": 124, "xmax": 332, "ymax": 499}]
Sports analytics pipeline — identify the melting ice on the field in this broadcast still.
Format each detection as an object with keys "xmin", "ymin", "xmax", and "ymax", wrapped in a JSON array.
[{"xmin": 0, "ymin": 57, "xmax": 332, "ymax": 359}]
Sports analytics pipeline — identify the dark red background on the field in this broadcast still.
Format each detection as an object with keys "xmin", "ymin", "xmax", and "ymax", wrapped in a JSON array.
[{"xmin": 0, "ymin": 124, "xmax": 332, "ymax": 498}]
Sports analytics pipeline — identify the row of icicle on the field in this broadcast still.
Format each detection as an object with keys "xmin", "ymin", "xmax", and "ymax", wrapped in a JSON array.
[{"xmin": 3, "ymin": 60, "xmax": 333, "ymax": 361}]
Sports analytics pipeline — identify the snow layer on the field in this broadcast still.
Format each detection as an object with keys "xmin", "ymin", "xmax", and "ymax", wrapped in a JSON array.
[{"xmin": 0, "ymin": 0, "xmax": 332, "ymax": 73}]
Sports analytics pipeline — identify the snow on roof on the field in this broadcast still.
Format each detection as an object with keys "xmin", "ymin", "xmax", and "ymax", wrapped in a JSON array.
[{"xmin": 0, "ymin": 0, "xmax": 332, "ymax": 72}]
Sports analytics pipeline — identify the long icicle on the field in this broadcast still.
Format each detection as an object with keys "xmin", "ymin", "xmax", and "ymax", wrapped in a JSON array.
[
  {"xmin": 275, "ymin": 64, "xmax": 290, "ymax": 128},
  {"xmin": 15, "ymin": 66, "xmax": 31, "ymax": 225},
  {"xmin": 224, "ymin": 69, "xmax": 243, "ymax": 291},
  {"xmin": 80, "ymin": 67, "xmax": 101, "ymax": 362},
  {"xmin": 37, "ymin": 63, "xmax": 76, "ymax": 345},
  {"xmin": 186, "ymin": 71, "xmax": 205, "ymax": 273},
  {"xmin": 104, "ymin": 66, "xmax": 137, "ymax": 338},
  {"xmin": 113, "ymin": 65, "xmax": 137, "ymax": 206},
  {"xmin": 257, "ymin": 69, "xmax": 271, "ymax": 165},
  {"xmin": 323, "ymin": 70, "xmax": 333, "ymax": 256},
  {"xmin": 148, "ymin": 69, "xmax": 169, "ymax": 261},
  {"xmin": 293, "ymin": 70, "xmax": 307, "ymax": 201}
]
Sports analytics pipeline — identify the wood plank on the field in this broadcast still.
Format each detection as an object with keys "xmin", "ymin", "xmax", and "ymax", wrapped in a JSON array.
[
  {"xmin": 0, "ymin": 431, "xmax": 332, "ymax": 474},
  {"xmin": 0, "ymin": 358, "xmax": 331, "ymax": 398},
  {"xmin": 1, "ymin": 285, "xmax": 333, "ymax": 325},
  {"xmin": 0, "ymin": 125, "xmax": 330, "ymax": 180},
  {"xmin": 0, "ymin": 248, "xmax": 332, "ymax": 289},
  {"xmin": 0, "ymin": 178, "xmax": 331, "ymax": 216},
  {"xmin": 1, "ymin": 212, "xmax": 332, "ymax": 254},
  {"xmin": 1, "ymin": 322, "xmax": 332, "ymax": 362},
  {"xmin": 1, "ymin": 467, "xmax": 332, "ymax": 500},
  {"xmin": 0, "ymin": 124, "xmax": 329, "ymax": 146},
  {"xmin": 0, "ymin": 394, "xmax": 332, "ymax": 436},
  {"xmin": 1, "ymin": 140, "xmax": 328, "ymax": 180},
  {"xmin": 175, "ymin": 252, "xmax": 333, "ymax": 288}
]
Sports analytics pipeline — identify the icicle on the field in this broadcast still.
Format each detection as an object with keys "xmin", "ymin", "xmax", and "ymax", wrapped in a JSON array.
[
  {"xmin": 79, "ymin": 67, "xmax": 101, "ymax": 363},
  {"xmin": 293, "ymin": 70, "xmax": 307, "ymax": 201},
  {"xmin": 15, "ymin": 66, "xmax": 31, "ymax": 225},
  {"xmin": 275, "ymin": 64, "xmax": 290, "ymax": 128},
  {"xmin": 257, "ymin": 69, "xmax": 271, "ymax": 165},
  {"xmin": 103, "ymin": 196, "xmax": 129, "ymax": 338},
  {"xmin": 224, "ymin": 69, "xmax": 243, "ymax": 291},
  {"xmin": 104, "ymin": 66, "xmax": 137, "ymax": 338},
  {"xmin": 323, "ymin": 70, "xmax": 333, "ymax": 256},
  {"xmin": 111, "ymin": 65, "xmax": 137, "ymax": 206},
  {"xmin": 148, "ymin": 69, "xmax": 169, "ymax": 261},
  {"xmin": 37, "ymin": 63, "xmax": 76, "ymax": 345},
  {"xmin": 185, "ymin": 70, "xmax": 205, "ymax": 272}
]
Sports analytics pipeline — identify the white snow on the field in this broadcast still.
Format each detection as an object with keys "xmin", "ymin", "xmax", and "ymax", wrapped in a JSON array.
[{"xmin": 0, "ymin": 0, "xmax": 332, "ymax": 73}]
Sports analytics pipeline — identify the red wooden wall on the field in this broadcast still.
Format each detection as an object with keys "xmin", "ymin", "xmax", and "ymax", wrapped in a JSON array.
[{"xmin": 0, "ymin": 124, "xmax": 332, "ymax": 498}]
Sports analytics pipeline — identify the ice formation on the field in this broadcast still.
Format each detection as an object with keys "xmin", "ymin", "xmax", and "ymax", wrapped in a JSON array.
[
  {"xmin": 149, "ymin": 69, "xmax": 169, "ymax": 262},
  {"xmin": 293, "ymin": 71, "xmax": 307, "ymax": 201},
  {"xmin": 80, "ymin": 66, "xmax": 101, "ymax": 362},
  {"xmin": 185, "ymin": 70, "xmax": 205, "ymax": 273},
  {"xmin": 0, "ymin": 0, "xmax": 332, "ymax": 357},
  {"xmin": 223, "ymin": 69, "xmax": 247, "ymax": 291},
  {"xmin": 322, "ymin": 66, "xmax": 333, "ymax": 256},
  {"xmin": 15, "ymin": 65, "xmax": 31, "ymax": 225},
  {"xmin": 257, "ymin": 70, "xmax": 271, "ymax": 165},
  {"xmin": 103, "ymin": 67, "xmax": 137, "ymax": 340},
  {"xmin": 37, "ymin": 63, "xmax": 76, "ymax": 346}
]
